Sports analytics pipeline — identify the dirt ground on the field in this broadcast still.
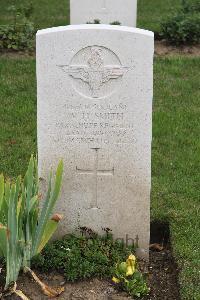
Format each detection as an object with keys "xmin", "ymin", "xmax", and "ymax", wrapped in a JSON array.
[
  {"xmin": 154, "ymin": 41, "xmax": 200, "ymax": 56},
  {"xmin": 0, "ymin": 248, "xmax": 180, "ymax": 300},
  {"xmin": 0, "ymin": 222, "xmax": 180, "ymax": 300}
]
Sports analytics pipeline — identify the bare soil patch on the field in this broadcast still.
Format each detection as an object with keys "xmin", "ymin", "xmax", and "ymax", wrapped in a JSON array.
[{"xmin": 155, "ymin": 41, "xmax": 200, "ymax": 57}]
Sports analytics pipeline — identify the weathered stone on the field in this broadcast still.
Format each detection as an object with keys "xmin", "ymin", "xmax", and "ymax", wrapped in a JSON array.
[
  {"xmin": 37, "ymin": 25, "xmax": 154, "ymax": 259},
  {"xmin": 70, "ymin": 0, "xmax": 137, "ymax": 27}
]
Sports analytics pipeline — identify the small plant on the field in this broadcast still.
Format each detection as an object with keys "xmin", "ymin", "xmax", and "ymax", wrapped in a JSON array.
[
  {"xmin": 0, "ymin": 2, "xmax": 35, "ymax": 51},
  {"xmin": 87, "ymin": 19, "xmax": 101, "ymax": 24},
  {"xmin": 86, "ymin": 19, "xmax": 121, "ymax": 25},
  {"xmin": 112, "ymin": 254, "xmax": 149, "ymax": 298},
  {"xmin": 110, "ymin": 21, "xmax": 121, "ymax": 25},
  {"xmin": 160, "ymin": 0, "xmax": 200, "ymax": 45},
  {"xmin": 0, "ymin": 156, "xmax": 64, "ymax": 298}
]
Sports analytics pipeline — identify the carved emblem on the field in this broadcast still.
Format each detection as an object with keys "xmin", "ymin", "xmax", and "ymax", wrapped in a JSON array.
[{"xmin": 58, "ymin": 46, "xmax": 127, "ymax": 99}]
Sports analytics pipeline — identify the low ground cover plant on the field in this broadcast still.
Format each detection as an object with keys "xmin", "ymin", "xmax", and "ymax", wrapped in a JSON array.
[
  {"xmin": 160, "ymin": 0, "xmax": 200, "ymax": 45},
  {"xmin": 33, "ymin": 232, "xmax": 149, "ymax": 298},
  {"xmin": 32, "ymin": 230, "xmax": 135, "ymax": 281},
  {"xmin": 0, "ymin": 156, "xmax": 63, "ymax": 298},
  {"xmin": 0, "ymin": 2, "xmax": 35, "ymax": 51}
]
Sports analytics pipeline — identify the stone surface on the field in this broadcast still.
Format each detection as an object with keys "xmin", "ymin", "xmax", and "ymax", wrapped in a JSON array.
[
  {"xmin": 37, "ymin": 25, "xmax": 154, "ymax": 258},
  {"xmin": 70, "ymin": 0, "xmax": 137, "ymax": 27}
]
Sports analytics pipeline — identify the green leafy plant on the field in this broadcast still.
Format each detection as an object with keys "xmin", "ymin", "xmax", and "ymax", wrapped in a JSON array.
[
  {"xmin": 86, "ymin": 19, "xmax": 101, "ymax": 24},
  {"xmin": 110, "ymin": 21, "xmax": 121, "ymax": 25},
  {"xmin": 0, "ymin": 2, "xmax": 35, "ymax": 51},
  {"xmin": 86, "ymin": 19, "xmax": 121, "ymax": 25},
  {"xmin": 0, "ymin": 156, "xmax": 63, "ymax": 297},
  {"xmin": 112, "ymin": 254, "xmax": 149, "ymax": 298},
  {"xmin": 160, "ymin": 0, "xmax": 200, "ymax": 45},
  {"xmin": 32, "ymin": 230, "xmax": 135, "ymax": 282}
]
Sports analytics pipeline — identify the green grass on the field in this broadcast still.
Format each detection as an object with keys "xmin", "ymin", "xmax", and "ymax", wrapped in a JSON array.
[
  {"xmin": 0, "ymin": 0, "xmax": 184, "ymax": 32},
  {"xmin": 153, "ymin": 57, "xmax": 200, "ymax": 300},
  {"xmin": 0, "ymin": 58, "xmax": 36, "ymax": 178},
  {"xmin": 0, "ymin": 0, "xmax": 70, "ymax": 29},
  {"xmin": 137, "ymin": 0, "xmax": 181, "ymax": 32},
  {"xmin": 0, "ymin": 57, "xmax": 199, "ymax": 299}
]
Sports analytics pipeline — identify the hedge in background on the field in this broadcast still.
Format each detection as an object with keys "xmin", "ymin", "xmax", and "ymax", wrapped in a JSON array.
[
  {"xmin": 160, "ymin": 0, "xmax": 200, "ymax": 45},
  {"xmin": 0, "ymin": 3, "xmax": 35, "ymax": 51}
]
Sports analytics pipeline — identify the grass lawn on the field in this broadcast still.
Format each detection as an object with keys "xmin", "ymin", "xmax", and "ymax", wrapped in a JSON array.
[
  {"xmin": 0, "ymin": 56, "xmax": 199, "ymax": 299},
  {"xmin": 0, "ymin": 0, "xmax": 184, "ymax": 32},
  {"xmin": 153, "ymin": 57, "xmax": 200, "ymax": 300},
  {"xmin": 0, "ymin": 59, "xmax": 36, "ymax": 178}
]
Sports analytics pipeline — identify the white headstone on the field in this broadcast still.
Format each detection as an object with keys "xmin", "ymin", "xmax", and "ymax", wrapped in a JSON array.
[
  {"xmin": 37, "ymin": 25, "xmax": 154, "ymax": 258},
  {"xmin": 70, "ymin": 0, "xmax": 137, "ymax": 27}
]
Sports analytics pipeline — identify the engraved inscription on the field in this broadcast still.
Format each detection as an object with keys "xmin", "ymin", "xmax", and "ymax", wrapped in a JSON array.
[
  {"xmin": 76, "ymin": 148, "xmax": 114, "ymax": 209},
  {"xmin": 58, "ymin": 46, "xmax": 127, "ymax": 99},
  {"xmin": 55, "ymin": 102, "xmax": 136, "ymax": 145}
]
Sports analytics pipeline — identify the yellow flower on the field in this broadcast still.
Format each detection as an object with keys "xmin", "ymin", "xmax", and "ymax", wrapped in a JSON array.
[
  {"xmin": 126, "ymin": 254, "xmax": 136, "ymax": 266},
  {"xmin": 127, "ymin": 254, "xmax": 136, "ymax": 264},
  {"xmin": 112, "ymin": 276, "xmax": 120, "ymax": 284},
  {"xmin": 126, "ymin": 265, "xmax": 135, "ymax": 276},
  {"xmin": 125, "ymin": 254, "xmax": 136, "ymax": 276}
]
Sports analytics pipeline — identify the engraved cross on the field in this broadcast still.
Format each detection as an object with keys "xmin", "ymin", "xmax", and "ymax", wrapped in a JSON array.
[{"xmin": 76, "ymin": 148, "xmax": 114, "ymax": 209}]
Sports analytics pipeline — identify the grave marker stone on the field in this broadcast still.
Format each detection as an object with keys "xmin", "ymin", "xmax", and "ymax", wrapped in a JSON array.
[
  {"xmin": 70, "ymin": 0, "xmax": 137, "ymax": 27},
  {"xmin": 37, "ymin": 24, "xmax": 154, "ymax": 258}
]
